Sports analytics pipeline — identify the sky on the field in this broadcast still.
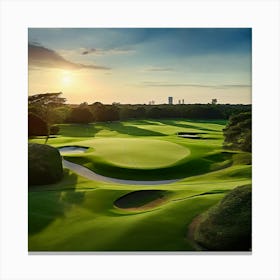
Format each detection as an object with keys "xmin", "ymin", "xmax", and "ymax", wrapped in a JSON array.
[{"xmin": 28, "ymin": 28, "xmax": 252, "ymax": 105}]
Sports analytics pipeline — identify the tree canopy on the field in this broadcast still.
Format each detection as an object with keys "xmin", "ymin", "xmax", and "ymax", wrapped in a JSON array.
[
  {"xmin": 223, "ymin": 111, "xmax": 251, "ymax": 152},
  {"xmin": 67, "ymin": 105, "xmax": 94, "ymax": 124},
  {"xmin": 28, "ymin": 92, "xmax": 66, "ymax": 124}
]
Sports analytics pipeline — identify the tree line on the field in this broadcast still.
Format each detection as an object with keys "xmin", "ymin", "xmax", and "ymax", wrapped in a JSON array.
[{"xmin": 28, "ymin": 92, "xmax": 251, "ymax": 141}]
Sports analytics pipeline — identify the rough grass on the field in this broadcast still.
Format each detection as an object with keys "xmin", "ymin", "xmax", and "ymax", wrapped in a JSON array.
[{"xmin": 28, "ymin": 119, "xmax": 252, "ymax": 251}]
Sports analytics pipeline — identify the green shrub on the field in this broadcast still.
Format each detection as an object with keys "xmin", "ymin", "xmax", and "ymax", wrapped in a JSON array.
[
  {"xmin": 28, "ymin": 143, "xmax": 63, "ymax": 186},
  {"xmin": 50, "ymin": 125, "xmax": 60, "ymax": 135},
  {"xmin": 194, "ymin": 185, "xmax": 252, "ymax": 251}
]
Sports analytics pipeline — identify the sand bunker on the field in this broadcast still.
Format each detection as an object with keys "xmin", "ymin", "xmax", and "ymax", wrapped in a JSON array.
[
  {"xmin": 177, "ymin": 132, "xmax": 202, "ymax": 139},
  {"xmin": 114, "ymin": 190, "xmax": 167, "ymax": 210},
  {"xmin": 59, "ymin": 145, "xmax": 181, "ymax": 185},
  {"xmin": 62, "ymin": 158, "xmax": 179, "ymax": 185},
  {"xmin": 59, "ymin": 146, "xmax": 88, "ymax": 155}
]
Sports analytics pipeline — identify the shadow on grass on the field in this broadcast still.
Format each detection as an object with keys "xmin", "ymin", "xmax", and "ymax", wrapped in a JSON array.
[
  {"xmin": 65, "ymin": 151, "xmax": 234, "ymax": 181},
  {"xmin": 97, "ymin": 122, "xmax": 166, "ymax": 136},
  {"xmin": 59, "ymin": 122, "xmax": 165, "ymax": 137},
  {"xmin": 58, "ymin": 124, "xmax": 102, "ymax": 137},
  {"xmin": 28, "ymin": 170, "xmax": 86, "ymax": 235},
  {"xmin": 157, "ymin": 120, "xmax": 221, "ymax": 132}
]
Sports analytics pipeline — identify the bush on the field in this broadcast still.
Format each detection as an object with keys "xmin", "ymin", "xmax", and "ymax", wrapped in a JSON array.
[
  {"xmin": 194, "ymin": 185, "xmax": 252, "ymax": 251},
  {"xmin": 28, "ymin": 113, "xmax": 48, "ymax": 136},
  {"xmin": 50, "ymin": 125, "xmax": 60, "ymax": 135},
  {"xmin": 28, "ymin": 143, "xmax": 63, "ymax": 186}
]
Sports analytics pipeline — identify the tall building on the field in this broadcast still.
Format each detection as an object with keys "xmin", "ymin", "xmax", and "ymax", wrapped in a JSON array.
[{"xmin": 168, "ymin": 96, "xmax": 173, "ymax": 105}]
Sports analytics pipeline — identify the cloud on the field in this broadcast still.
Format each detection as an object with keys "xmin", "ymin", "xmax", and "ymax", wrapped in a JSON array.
[
  {"xmin": 141, "ymin": 81, "xmax": 251, "ymax": 89},
  {"xmin": 81, "ymin": 48, "xmax": 97, "ymax": 55},
  {"xmin": 144, "ymin": 67, "xmax": 174, "ymax": 72},
  {"xmin": 81, "ymin": 47, "xmax": 135, "ymax": 56},
  {"xmin": 28, "ymin": 44, "xmax": 110, "ymax": 70}
]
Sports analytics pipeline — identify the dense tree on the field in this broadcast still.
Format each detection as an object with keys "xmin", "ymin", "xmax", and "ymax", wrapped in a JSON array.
[
  {"xmin": 67, "ymin": 105, "xmax": 94, "ymax": 124},
  {"xmin": 223, "ymin": 111, "xmax": 251, "ymax": 152},
  {"xmin": 28, "ymin": 92, "xmax": 67, "ymax": 139},
  {"xmin": 48, "ymin": 106, "xmax": 71, "ymax": 124},
  {"xmin": 90, "ymin": 102, "xmax": 120, "ymax": 122},
  {"xmin": 28, "ymin": 113, "xmax": 48, "ymax": 136},
  {"xmin": 28, "ymin": 92, "xmax": 66, "ymax": 123},
  {"xmin": 106, "ymin": 105, "xmax": 120, "ymax": 121},
  {"xmin": 90, "ymin": 102, "xmax": 107, "ymax": 121},
  {"xmin": 120, "ymin": 106, "xmax": 146, "ymax": 120}
]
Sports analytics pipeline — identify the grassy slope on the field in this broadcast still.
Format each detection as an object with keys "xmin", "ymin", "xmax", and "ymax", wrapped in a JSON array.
[{"xmin": 28, "ymin": 119, "xmax": 251, "ymax": 251}]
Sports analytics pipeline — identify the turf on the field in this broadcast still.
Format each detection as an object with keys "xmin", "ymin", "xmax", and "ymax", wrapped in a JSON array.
[{"xmin": 28, "ymin": 119, "xmax": 252, "ymax": 251}]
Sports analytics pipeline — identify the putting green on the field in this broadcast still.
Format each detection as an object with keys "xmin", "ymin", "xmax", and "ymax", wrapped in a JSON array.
[{"xmin": 87, "ymin": 138, "xmax": 190, "ymax": 169}]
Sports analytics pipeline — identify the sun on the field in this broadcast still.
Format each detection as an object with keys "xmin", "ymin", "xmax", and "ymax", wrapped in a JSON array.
[{"xmin": 61, "ymin": 71, "xmax": 73, "ymax": 86}]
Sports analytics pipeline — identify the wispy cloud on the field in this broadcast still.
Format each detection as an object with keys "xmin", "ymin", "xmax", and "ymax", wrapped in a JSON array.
[
  {"xmin": 144, "ymin": 67, "xmax": 174, "ymax": 72},
  {"xmin": 141, "ymin": 81, "xmax": 251, "ymax": 89},
  {"xmin": 81, "ymin": 47, "xmax": 135, "ymax": 56},
  {"xmin": 28, "ymin": 44, "xmax": 111, "ymax": 70}
]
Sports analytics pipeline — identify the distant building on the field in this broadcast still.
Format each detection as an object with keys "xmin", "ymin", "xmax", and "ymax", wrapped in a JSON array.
[{"xmin": 168, "ymin": 96, "xmax": 173, "ymax": 105}]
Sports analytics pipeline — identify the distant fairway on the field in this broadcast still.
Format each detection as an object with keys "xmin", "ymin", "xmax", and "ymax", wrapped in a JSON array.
[{"xmin": 28, "ymin": 119, "xmax": 251, "ymax": 251}]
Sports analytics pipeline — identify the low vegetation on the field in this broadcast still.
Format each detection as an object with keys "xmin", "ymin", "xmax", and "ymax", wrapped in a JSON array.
[
  {"xmin": 28, "ymin": 143, "xmax": 63, "ymax": 185},
  {"xmin": 193, "ymin": 184, "xmax": 252, "ymax": 251}
]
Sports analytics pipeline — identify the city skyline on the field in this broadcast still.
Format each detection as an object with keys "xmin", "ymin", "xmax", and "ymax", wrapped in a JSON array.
[{"xmin": 28, "ymin": 28, "xmax": 252, "ymax": 105}]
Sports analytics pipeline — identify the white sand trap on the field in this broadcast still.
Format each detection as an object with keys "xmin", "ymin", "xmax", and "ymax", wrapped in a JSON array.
[
  {"xmin": 62, "ymin": 159, "xmax": 179, "ymax": 186},
  {"xmin": 178, "ymin": 134, "xmax": 200, "ymax": 138},
  {"xmin": 59, "ymin": 146, "xmax": 88, "ymax": 155}
]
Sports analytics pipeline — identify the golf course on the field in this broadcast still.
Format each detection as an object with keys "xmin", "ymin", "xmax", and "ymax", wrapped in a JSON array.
[{"xmin": 28, "ymin": 119, "xmax": 252, "ymax": 251}]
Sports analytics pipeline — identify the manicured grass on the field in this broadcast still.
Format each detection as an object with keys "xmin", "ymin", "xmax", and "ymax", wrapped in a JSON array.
[
  {"xmin": 72, "ymin": 138, "xmax": 191, "ymax": 169},
  {"xmin": 28, "ymin": 119, "xmax": 251, "ymax": 251}
]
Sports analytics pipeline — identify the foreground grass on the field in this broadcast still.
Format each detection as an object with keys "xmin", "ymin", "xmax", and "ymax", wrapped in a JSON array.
[{"xmin": 28, "ymin": 119, "xmax": 251, "ymax": 251}]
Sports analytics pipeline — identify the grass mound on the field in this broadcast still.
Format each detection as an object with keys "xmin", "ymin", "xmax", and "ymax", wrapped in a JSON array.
[
  {"xmin": 28, "ymin": 143, "xmax": 63, "ymax": 186},
  {"xmin": 192, "ymin": 184, "xmax": 252, "ymax": 251},
  {"xmin": 114, "ymin": 190, "xmax": 167, "ymax": 209}
]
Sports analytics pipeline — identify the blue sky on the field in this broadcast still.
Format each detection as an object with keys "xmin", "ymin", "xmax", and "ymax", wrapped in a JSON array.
[{"xmin": 28, "ymin": 28, "xmax": 251, "ymax": 104}]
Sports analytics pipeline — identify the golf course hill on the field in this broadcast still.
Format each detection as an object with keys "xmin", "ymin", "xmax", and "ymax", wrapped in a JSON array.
[{"xmin": 28, "ymin": 119, "xmax": 252, "ymax": 251}]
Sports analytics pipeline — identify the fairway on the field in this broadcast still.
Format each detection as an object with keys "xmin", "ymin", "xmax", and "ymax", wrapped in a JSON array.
[{"xmin": 28, "ymin": 119, "xmax": 252, "ymax": 251}]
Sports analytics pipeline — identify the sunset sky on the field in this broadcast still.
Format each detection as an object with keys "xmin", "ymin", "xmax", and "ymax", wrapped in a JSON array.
[{"xmin": 28, "ymin": 28, "xmax": 251, "ymax": 105}]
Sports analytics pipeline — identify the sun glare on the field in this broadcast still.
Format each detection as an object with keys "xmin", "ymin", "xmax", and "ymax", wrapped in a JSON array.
[{"xmin": 61, "ymin": 71, "xmax": 73, "ymax": 86}]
